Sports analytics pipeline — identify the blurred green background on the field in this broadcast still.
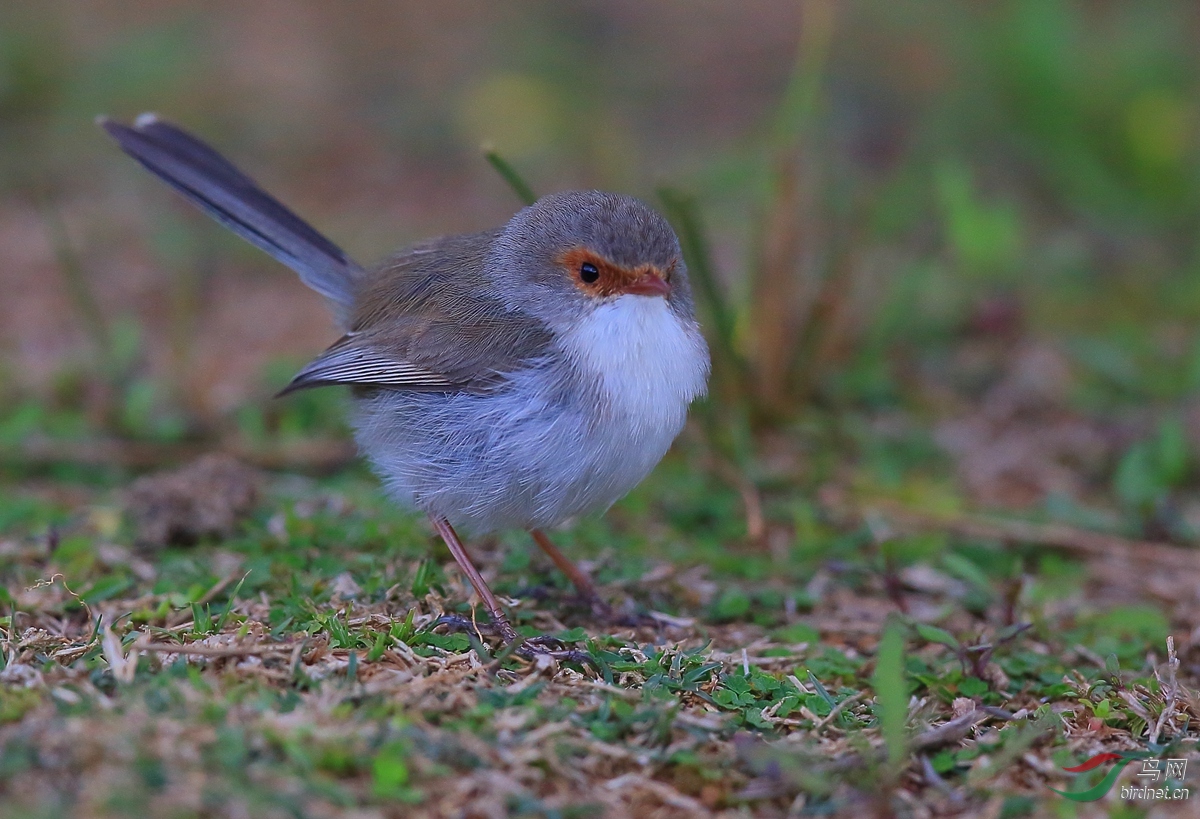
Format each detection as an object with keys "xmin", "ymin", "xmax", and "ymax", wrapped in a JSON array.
[{"xmin": 1, "ymin": 0, "xmax": 1199, "ymax": 537}]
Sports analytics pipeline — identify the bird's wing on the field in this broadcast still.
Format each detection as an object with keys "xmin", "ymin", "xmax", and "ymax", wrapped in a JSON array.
[
  {"xmin": 281, "ymin": 232, "xmax": 554, "ymax": 395},
  {"xmin": 277, "ymin": 336, "xmax": 457, "ymax": 394}
]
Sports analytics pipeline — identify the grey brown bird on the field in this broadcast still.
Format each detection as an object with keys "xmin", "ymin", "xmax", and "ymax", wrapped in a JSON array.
[{"xmin": 102, "ymin": 115, "xmax": 709, "ymax": 652}]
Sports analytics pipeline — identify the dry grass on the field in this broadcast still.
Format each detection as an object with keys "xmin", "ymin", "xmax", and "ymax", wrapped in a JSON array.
[{"xmin": 2, "ymin": 467, "xmax": 1198, "ymax": 817}]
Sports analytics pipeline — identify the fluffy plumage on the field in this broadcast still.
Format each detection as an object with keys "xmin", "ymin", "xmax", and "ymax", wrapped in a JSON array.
[
  {"xmin": 355, "ymin": 289, "xmax": 708, "ymax": 532},
  {"xmin": 103, "ymin": 116, "xmax": 710, "ymax": 535}
]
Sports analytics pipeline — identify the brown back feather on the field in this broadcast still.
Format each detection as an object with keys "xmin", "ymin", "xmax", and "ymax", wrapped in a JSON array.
[{"xmin": 282, "ymin": 231, "xmax": 553, "ymax": 394}]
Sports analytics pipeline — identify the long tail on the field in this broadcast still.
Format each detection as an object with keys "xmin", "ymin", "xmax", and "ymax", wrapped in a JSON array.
[{"xmin": 100, "ymin": 114, "xmax": 363, "ymax": 317}]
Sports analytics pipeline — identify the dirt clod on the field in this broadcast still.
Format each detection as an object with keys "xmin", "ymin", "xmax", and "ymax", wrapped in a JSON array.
[{"xmin": 124, "ymin": 454, "xmax": 260, "ymax": 547}]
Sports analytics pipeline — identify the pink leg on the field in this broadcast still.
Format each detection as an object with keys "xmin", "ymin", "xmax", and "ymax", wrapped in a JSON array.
[
  {"xmin": 529, "ymin": 529, "xmax": 614, "ymax": 618},
  {"xmin": 430, "ymin": 515, "xmax": 517, "ymax": 643}
]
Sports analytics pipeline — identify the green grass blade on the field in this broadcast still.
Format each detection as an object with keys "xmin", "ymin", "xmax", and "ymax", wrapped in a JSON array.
[
  {"xmin": 873, "ymin": 617, "xmax": 908, "ymax": 768},
  {"xmin": 483, "ymin": 147, "xmax": 537, "ymax": 206},
  {"xmin": 655, "ymin": 186, "xmax": 738, "ymax": 361}
]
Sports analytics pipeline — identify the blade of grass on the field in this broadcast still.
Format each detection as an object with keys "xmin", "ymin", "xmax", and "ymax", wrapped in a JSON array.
[
  {"xmin": 656, "ymin": 186, "xmax": 757, "ymax": 466},
  {"xmin": 212, "ymin": 571, "xmax": 251, "ymax": 633},
  {"xmin": 467, "ymin": 631, "xmax": 494, "ymax": 664},
  {"xmin": 483, "ymin": 146, "xmax": 537, "ymax": 206},
  {"xmin": 873, "ymin": 616, "xmax": 908, "ymax": 769},
  {"xmin": 656, "ymin": 187, "xmax": 739, "ymax": 366},
  {"xmin": 40, "ymin": 197, "xmax": 111, "ymax": 360},
  {"xmin": 750, "ymin": 156, "xmax": 805, "ymax": 414},
  {"xmin": 770, "ymin": 0, "xmax": 836, "ymax": 152},
  {"xmin": 748, "ymin": 0, "xmax": 837, "ymax": 416}
]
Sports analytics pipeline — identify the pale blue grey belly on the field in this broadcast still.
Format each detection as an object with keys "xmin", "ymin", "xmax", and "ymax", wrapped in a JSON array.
[{"xmin": 350, "ymin": 367, "xmax": 680, "ymax": 532}]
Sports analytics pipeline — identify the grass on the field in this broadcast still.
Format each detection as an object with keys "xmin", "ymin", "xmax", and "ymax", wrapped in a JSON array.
[{"xmin": 0, "ymin": 403, "xmax": 1196, "ymax": 816}]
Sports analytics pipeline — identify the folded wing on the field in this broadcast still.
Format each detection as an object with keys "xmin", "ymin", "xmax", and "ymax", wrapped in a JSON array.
[{"xmin": 282, "ymin": 232, "xmax": 554, "ymax": 395}]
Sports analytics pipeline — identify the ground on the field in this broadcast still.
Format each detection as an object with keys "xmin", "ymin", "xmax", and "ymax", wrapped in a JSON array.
[{"xmin": 1, "ymin": 388, "xmax": 1197, "ymax": 816}]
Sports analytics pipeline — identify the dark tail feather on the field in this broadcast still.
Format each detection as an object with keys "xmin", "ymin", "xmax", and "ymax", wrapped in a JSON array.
[{"xmin": 100, "ymin": 114, "xmax": 363, "ymax": 314}]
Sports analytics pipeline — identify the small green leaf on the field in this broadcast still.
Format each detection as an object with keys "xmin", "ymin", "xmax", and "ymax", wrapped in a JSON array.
[
  {"xmin": 1104, "ymin": 654, "xmax": 1120, "ymax": 676},
  {"xmin": 776, "ymin": 695, "xmax": 801, "ymax": 718},
  {"xmin": 774, "ymin": 622, "xmax": 820, "ymax": 644},
  {"xmin": 410, "ymin": 560, "xmax": 433, "ymax": 598},
  {"xmin": 941, "ymin": 553, "xmax": 993, "ymax": 594},
  {"xmin": 713, "ymin": 588, "xmax": 752, "ymax": 621},
  {"xmin": 682, "ymin": 662, "xmax": 722, "ymax": 687},
  {"xmin": 804, "ymin": 693, "xmax": 832, "ymax": 717},
  {"xmin": 191, "ymin": 603, "xmax": 213, "ymax": 636},
  {"xmin": 391, "ymin": 609, "xmax": 416, "ymax": 644},
  {"xmin": 413, "ymin": 632, "xmax": 469, "ymax": 652},
  {"xmin": 805, "ymin": 671, "xmax": 838, "ymax": 712},
  {"xmin": 371, "ymin": 741, "xmax": 410, "ymax": 798},
  {"xmin": 914, "ymin": 623, "xmax": 960, "ymax": 650},
  {"xmin": 931, "ymin": 750, "xmax": 957, "ymax": 774},
  {"xmin": 957, "ymin": 676, "xmax": 988, "ymax": 698},
  {"xmin": 724, "ymin": 675, "xmax": 751, "ymax": 695},
  {"xmin": 367, "ymin": 630, "xmax": 389, "ymax": 663}
]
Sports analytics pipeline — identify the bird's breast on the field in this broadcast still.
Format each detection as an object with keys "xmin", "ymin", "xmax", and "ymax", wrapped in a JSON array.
[{"xmin": 558, "ymin": 296, "xmax": 709, "ymax": 445}]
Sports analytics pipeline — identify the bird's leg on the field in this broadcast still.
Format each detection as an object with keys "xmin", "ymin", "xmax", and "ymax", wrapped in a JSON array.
[
  {"xmin": 430, "ymin": 515, "xmax": 518, "ymax": 644},
  {"xmin": 427, "ymin": 518, "xmax": 601, "ymax": 667},
  {"xmin": 529, "ymin": 529, "xmax": 617, "ymax": 620}
]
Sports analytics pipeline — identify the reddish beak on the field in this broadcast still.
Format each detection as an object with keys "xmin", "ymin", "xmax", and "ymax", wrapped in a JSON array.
[{"xmin": 622, "ymin": 271, "xmax": 671, "ymax": 298}]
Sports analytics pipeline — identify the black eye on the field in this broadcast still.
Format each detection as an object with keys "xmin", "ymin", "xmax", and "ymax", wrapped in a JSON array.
[{"xmin": 579, "ymin": 262, "xmax": 600, "ymax": 283}]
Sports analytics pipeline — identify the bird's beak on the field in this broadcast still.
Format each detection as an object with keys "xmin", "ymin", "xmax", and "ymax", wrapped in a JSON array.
[{"xmin": 621, "ymin": 269, "xmax": 671, "ymax": 298}]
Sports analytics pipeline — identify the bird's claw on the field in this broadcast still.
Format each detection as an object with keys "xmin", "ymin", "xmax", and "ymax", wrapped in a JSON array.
[
  {"xmin": 430, "ymin": 614, "xmax": 596, "ymax": 669},
  {"xmin": 430, "ymin": 613, "xmax": 519, "ymax": 643},
  {"xmin": 512, "ymin": 641, "xmax": 597, "ymax": 669}
]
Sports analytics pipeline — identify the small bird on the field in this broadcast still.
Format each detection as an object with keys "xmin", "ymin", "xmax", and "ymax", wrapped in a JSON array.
[{"xmin": 101, "ymin": 115, "xmax": 709, "ymax": 651}]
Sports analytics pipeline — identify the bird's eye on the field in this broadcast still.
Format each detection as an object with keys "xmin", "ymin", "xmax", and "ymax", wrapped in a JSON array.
[{"xmin": 579, "ymin": 262, "xmax": 600, "ymax": 283}]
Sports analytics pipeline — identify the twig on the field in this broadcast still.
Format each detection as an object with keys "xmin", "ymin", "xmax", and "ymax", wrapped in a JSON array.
[
  {"xmin": 714, "ymin": 459, "xmax": 766, "ymax": 543},
  {"xmin": 603, "ymin": 773, "xmax": 710, "ymax": 815},
  {"xmin": 1150, "ymin": 636, "xmax": 1180, "ymax": 745},
  {"xmin": 136, "ymin": 640, "xmax": 299, "ymax": 658},
  {"xmin": 910, "ymin": 708, "xmax": 991, "ymax": 752},
  {"xmin": 577, "ymin": 680, "xmax": 644, "ymax": 701},
  {"xmin": 814, "ymin": 689, "xmax": 866, "ymax": 733},
  {"xmin": 25, "ymin": 573, "xmax": 94, "ymax": 624},
  {"xmin": 850, "ymin": 499, "xmax": 1200, "ymax": 573},
  {"xmin": 2, "ymin": 436, "xmax": 356, "ymax": 473},
  {"xmin": 168, "ymin": 570, "xmax": 243, "ymax": 627}
]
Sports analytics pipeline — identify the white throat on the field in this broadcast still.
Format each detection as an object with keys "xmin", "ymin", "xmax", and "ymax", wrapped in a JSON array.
[{"xmin": 561, "ymin": 295, "xmax": 709, "ymax": 440}]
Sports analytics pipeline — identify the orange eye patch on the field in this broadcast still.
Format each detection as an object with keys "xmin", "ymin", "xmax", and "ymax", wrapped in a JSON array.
[{"xmin": 557, "ymin": 247, "xmax": 673, "ymax": 299}]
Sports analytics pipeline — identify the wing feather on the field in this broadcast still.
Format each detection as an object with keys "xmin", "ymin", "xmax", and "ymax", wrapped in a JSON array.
[
  {"xmin": 278, "ymin": 339, "xmax": 455, "ymax": 395},
  {"xmin": 283, "ymin": 231, "xmax": 554, "ymax": 395}
]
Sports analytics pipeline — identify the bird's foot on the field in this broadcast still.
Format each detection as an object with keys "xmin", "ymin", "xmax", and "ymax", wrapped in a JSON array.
[
  {"xmin": 430, "ymin": 615, "xmax": 595, "ymax": 668},
  {"xmin": 430, "ymin": 613, "xmax": 519, "ymax": 643},
  {"xmin": 514, "ymin": 635, "xmax": 596, "ymax": 667}
]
